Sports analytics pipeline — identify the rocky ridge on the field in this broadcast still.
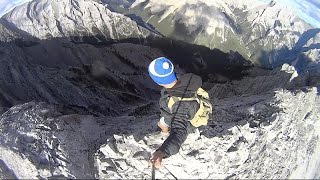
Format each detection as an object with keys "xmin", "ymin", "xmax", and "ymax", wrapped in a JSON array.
[{"xmin": 0, "ymin": 0, "xmax": 319, "ymax": 179}]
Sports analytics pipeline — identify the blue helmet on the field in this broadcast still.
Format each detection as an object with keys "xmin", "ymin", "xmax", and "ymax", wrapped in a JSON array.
[{"xmin": 148, "ymin": 57, "xmax": 177, "ymax": 85}]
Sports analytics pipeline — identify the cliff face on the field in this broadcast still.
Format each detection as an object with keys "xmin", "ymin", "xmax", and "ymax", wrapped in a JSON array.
[
  {"xmin": 0, "ymin": 0, "xmax": 163, "ymax": 115},
  {"xmin": 0, "ymin": 64, "xmax": 319, "ymax": 179},
  {"xmin": 0, "ymin": 0, "xmax": 319, "ymax": 179},
  {"xmin": 0, "ymin": 38, "xmax": 166, "ymax": 115},
  {"xmin": 2, "ymin": 0, "xmax": 155, "ymax": 41}
]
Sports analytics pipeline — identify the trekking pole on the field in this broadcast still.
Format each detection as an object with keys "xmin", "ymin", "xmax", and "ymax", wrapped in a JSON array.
[
  {"xmin": 163, "ymin": 165, "xmax": 178, "ymax": 180},
  {"xmin": 151, "ymin": 163, "xmax": 156, "ymax": 180}
]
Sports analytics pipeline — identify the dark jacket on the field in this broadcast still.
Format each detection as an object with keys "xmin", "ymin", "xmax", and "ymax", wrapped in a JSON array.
[{"xmin": 157, "ymin": 73, "xmax": 202, "ymax": 158}]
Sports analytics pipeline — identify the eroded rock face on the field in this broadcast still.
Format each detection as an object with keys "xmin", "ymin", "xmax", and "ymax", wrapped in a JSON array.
[
  {"xmin": 0, "ymin": 65, "xmax": 319, "ymax": 179},
  {"xmin": 1, "ymin": 0, "xmax": 155, "ymax": 41},
  {"xmin": 0, "ymin": 0, "xmax": 165, "ymax": 116},
  {"xmin": 0, "ymin": 0, "xmax": 250, "ymax": 116},
  {"xmin": 0, "ymin": 101, "xmax": 157, "ymax": 179},
  {"xmin": 0, "ymin": 39, "xmax": 166, "ymax": 115},
  {"xmin": 0, "ymin": 0, "xmax": 319, "ymax": 179},
  {"xmin": 93, "ymin": 67, "xmax": 320, "ymax": 179},
  {"xmin": 0, "ymin": 102, "xmax": 79, "ymax": 179}
]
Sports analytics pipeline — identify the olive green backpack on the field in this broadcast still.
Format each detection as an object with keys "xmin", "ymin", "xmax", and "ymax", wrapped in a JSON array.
[{"xmin": 167, "ymin": 88, "xmax": 213, "ymax": 127}]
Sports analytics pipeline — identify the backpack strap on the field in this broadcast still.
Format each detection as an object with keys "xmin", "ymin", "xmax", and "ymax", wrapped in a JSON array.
[
  {"xmin": 166, "ymin": 87, "xmax": 212, "ymax": 127},
  {"xmin": 167, "ymin": 93, "xmax": 199, "ymax": 112}
]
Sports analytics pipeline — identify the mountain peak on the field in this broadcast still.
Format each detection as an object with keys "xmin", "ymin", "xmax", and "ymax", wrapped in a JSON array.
[
  {"xmin": 103, "ymin": 0, "xmax": 319, "ymax": 69},
  {"xmin": 3, "ymin": 0, "xmax": 156, "ymax": 41}
]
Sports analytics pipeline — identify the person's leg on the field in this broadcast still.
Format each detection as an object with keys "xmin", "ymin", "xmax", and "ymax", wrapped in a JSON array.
[
  {"xmin": 158, "ymin": 121, "xmax": 169, "ymax": 134},
  {"xmin": 158, "ymin": 117, "xmax": 170, "ymax": 134}
]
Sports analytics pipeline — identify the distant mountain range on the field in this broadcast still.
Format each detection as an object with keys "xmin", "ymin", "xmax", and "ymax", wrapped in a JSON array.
[
  {"xmin": 1, "ymin": 0, "xmax": 319, "ymax": 70},
  {"xmin": 1, "ymin": 0, "xmax": 157, "ymax": 42},
  {"xmin": 102, "ymin": 0, "xmax": 320, "ymax": 70}
]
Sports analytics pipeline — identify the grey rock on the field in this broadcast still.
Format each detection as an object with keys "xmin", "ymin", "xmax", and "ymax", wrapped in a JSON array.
[
  {"xmin": 0, "ymin": 0, "xmax": 319, "ymax": 179},
  {"xmin": 94, "ymin": 68, "xmax": 320, "ymax": 179},
  {"xmin": 1, "ymin": 0, "xmax": 157, "ymax": 42}
]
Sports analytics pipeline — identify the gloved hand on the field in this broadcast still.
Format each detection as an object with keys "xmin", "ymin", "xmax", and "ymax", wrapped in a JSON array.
[{"xmin": 149, "ymin": 150, "xmax": 165, "ymax": 168}]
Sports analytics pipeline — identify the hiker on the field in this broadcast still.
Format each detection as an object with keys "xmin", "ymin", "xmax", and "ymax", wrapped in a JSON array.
[{"xmin": 148, "ymin": 57, "xmax": 212, "ymax": 168}]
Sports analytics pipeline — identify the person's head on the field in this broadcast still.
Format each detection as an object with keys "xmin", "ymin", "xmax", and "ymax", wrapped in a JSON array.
[{"xmin": 148, "ymin": 57, "xmax": 177, "ymax": 89}]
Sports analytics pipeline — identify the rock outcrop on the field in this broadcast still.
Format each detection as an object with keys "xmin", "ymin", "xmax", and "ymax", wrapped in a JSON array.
[
  {"xmin": 0, "ymin": 64, "xmax": 319, "ymax": 179},
  {"xmin": 0, "ymin": 0, "xmax": 319, "ymax": 179}
]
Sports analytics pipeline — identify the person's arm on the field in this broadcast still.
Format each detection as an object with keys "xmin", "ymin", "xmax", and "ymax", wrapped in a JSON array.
[
  {"xmin": 150, "ymin": 101, "xmax": 192, "ymax": 168},
  {"xmin": 157, "ymin": 100, "xmax": 198, "ymax": 157}
]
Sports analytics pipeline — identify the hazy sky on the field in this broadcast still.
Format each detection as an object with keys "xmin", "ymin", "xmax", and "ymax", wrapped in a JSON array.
[
  {"xmin": 0, "ymin": 0, "xmax": 32, "ymax": 17},
  {"xmin": 0, "ymin": 0, "xmax": 319, "ymax": 28},
  {"xmin": 259, "ymin": 0, "xmax": 320, "ymax": 28}
]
